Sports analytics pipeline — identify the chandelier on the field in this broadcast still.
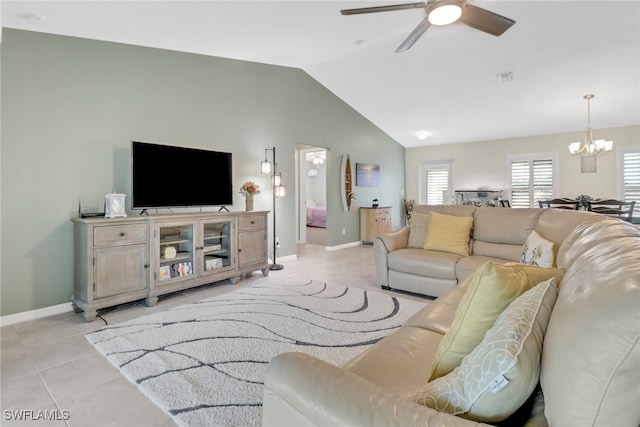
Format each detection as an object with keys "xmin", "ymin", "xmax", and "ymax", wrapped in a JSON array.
[{"xmin": 568, "ymin": 94, "xmax": 613, "ymax": 173}]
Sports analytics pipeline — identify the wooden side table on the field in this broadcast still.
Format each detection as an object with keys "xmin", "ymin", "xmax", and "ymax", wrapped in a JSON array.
[{"xmin": 360, "ymin": 207, "xmax": 392, "ymax": 244}]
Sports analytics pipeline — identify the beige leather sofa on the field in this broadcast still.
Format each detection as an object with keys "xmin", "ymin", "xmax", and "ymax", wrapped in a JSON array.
[
  {"xmin": 373, "ymin": 205, "xmax": 601, "ymax": 297},
  {"xmin": 263, "ymin": 210, "xmax": 640, "ymax": 426}
]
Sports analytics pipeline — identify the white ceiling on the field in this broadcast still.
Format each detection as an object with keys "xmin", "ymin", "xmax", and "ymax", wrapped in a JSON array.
[{"xmin": 3, "ymin": 1, "xmax": 639, "ymax": 148}]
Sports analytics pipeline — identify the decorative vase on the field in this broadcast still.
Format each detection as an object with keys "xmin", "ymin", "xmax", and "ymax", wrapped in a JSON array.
[{"xmin": 245, "ymin": 195, "xmax": 254, "ymax": 211}]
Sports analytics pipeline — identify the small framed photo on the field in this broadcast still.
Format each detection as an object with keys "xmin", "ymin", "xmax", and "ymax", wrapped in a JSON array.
[{"xmin": 159, "ymin": 265, "xmax": 171, "ymax": 280}]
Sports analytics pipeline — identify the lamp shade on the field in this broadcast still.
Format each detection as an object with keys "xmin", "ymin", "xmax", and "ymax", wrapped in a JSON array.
[
  {"xmin": 274, "ymin": 185, "xmax": 286, "ymax": 198},
  {"xmin": 261, "ymin": 160, "xmax": 272, "ymax": 174}
]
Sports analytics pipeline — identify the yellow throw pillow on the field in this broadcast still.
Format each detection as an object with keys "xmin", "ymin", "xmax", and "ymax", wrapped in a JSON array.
[
  {"xmin": 423, "ymin": 212, "xmax": 473, "ymax": 256},
  {"xmin": 416, "ymin": 278, "xmax": 558, "ymax": 422},
  {"xmin": 429, "ymin": 261, "xmax": 565, "ymax": 380},
  {"xmin": 521, "ymin": 230, "xmax": 556, "ymax": 268}
]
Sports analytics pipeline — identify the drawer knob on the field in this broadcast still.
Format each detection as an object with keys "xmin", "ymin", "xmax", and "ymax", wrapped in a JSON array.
[
  {"xmin": 250, "ymin": 221, "xmax": 255, "ymax": 224},
  {"xmin": 119, "ymin": 232, "xmax": 125, "ymax": 237}
]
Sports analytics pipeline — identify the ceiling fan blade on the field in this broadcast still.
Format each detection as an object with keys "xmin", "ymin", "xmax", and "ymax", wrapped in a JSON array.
[
  {"xmin": 459, "ymin": 3, "xmax": 515, "ymax": 36},
  {"xmin": 341, "ymin": 2, "xmax": 426, "ymax": 15},
  {"xmin": 395, "ymin": 16, "xmax": 431, "ymax": 53}
]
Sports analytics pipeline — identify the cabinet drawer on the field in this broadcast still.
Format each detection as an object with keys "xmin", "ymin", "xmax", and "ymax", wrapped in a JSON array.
[
  {"xmin": 94, "ymin": 224, "xmax": 147, "ymax": 246},
  {"xmin": 375, "ymin": 209, "xmax": 390, "ymax": 217},
  {"xmin": 239, "ymin": 215, "xmax": 265, "ymax": 230}
]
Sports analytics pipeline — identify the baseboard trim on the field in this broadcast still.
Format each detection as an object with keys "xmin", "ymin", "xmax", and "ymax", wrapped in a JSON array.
[
  {"xmin": 0, "ymin": 302, "xmax": 73, "ymax": 327},
  {"xmin": 276, "ymin": 254, "xmax": 297, "ymax": 263},
  {"xmin": 325, "ymin": 241, "xmax": 361, "ymax": 251}
]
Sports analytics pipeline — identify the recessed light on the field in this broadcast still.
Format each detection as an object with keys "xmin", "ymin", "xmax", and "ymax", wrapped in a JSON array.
[
  {"xmin": 26, "ymin": 15, "xmax": 48, "ymax": 25},
  {"xmin": 416, "ymin": 131, "xmax": 430, "ymax": 140}
]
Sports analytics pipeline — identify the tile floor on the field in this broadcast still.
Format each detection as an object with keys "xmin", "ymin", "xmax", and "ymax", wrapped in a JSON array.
[{"xmin": 1, "ymin": 244, "xmax": 429, "ymax": 427}]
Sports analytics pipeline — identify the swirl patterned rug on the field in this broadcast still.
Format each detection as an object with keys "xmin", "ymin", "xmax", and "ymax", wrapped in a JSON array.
[{"xmin": 86, "ymin": 279, "xmax": 426, "ymax": 427}]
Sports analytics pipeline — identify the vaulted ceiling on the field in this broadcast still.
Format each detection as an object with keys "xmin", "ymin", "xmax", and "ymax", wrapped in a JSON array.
[{"xmin": 3, "ymin": 1, "xmax": 639, "ymax": 148}]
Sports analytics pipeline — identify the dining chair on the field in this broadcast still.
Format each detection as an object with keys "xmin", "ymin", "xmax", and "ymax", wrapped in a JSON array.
[
  {"xmin": 588, "ymin": 199, "xmax": 636, "ymax": 222},
  {"xmin": 538, "ymin": 198, "xmax": 580, "ymax": 210}
]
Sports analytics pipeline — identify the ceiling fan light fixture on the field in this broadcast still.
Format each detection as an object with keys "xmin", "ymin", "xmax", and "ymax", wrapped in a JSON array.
[{"xmin": 428, "ymin": 2, "xmax": 463, "ymax": 26}]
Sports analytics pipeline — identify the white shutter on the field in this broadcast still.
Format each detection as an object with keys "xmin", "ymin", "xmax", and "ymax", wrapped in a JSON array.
[
  {"xmin": 532, "ymin": 159, "xmax": 554, "ymax": 204},
  {"xmin": 623, "ymin": 151, "xmax": 640, "ymax": 216},
  {"xmin": 508, "ymin": 154, "xmax": 556, "ymax": 208},
  {"xmin": 426, "ymin": 168, "xmax": 449, "ymax": 205},
  {"xmin": 510, "ymin": 160, "xmax": 531, "ymax": 208}
]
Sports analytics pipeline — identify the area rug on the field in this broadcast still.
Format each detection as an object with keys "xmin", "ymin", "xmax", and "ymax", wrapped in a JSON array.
[{"xmin": 86, "ymin": 279, "xmax": 426, "ymax": 426}]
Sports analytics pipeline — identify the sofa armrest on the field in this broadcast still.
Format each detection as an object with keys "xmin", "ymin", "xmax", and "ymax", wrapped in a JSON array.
[
  {"xmin": 375, "ymin": 226, "xmax": 410, "ymax": 253},
  {"xmin": 263, "ymin": 352, "xmax": 490, "ymax": 427},
  {"xmin": 373, "ymin": 227, "xmax": 409, "ymax": 288}
]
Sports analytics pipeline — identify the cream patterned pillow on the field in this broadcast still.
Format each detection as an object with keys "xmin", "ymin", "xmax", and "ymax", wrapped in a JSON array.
[
  {"xmin": 521, "ymin": 230, "xmax": 555, "ymax": 268},
  {"xmin": 415, "ymin": 278, "xmax": 558, "ymax": 423},
  {"xmin": 408, "ymin": 212, "xmax": 430, "ymax": 248}
]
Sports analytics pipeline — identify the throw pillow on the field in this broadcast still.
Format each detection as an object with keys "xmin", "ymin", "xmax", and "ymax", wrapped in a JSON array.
[
  {"xmin": 423, "ymin": 212, "xmax": 473, "ymax": 256},
  {"xmin": 408, "ymin": 211, "xmax": 430, "ymax": 248},
  {"xmin": 521, "ymin": 230, "xmax": 556, "ymax": 268},
  {"xmin": 415, "ymin": 278, "xmax": 558, "ymax": 423},
  {"xmin": 429, "ymin": 262, "xmax": 565, "ymax": 380}
]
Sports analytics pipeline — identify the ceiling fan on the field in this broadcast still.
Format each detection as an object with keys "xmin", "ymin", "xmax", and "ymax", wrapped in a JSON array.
[{"xmin": 341, "ymin": 0, "xmax": 515, "ymax": 53}]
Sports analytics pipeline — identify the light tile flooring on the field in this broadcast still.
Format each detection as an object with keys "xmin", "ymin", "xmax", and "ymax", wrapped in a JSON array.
[{"xmin": 1, "ymin": 244, "xmax": 429, "ymax": 427}]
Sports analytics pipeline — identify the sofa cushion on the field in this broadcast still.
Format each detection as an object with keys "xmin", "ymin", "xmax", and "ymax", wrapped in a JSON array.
[
  {"xmin": 473, "ymin": 207, "xmax": 542, "ymax": 246},
  {"xmin": 471, "ymin": 241, "xmax": 523, "ymax": 262},
  {"xmin": 520, "ymin": 230, "xmax": 555, "ymax": 268},
  {"xmin": 415, "ymin": 278, "xmax": 558, "ymax": 423},
  {"xmin": 424, "ymin": 212, "xmax": 473, "ymax": 256},
  {"xmin": 542, "ymin": 219, "xmax": 640, "ymax": 426},
  {"xmin": 536, "ymin": 208, "xmax": 602, "ymax": 264},
  {"xmin": 344, "ymin": 326, "xmax": 444, "ymax": 399},
  {"xmin": 430, "ymin": 262, "xmax": 565, "ymax": 380},
  {"xmin": 408, "ymin": 211, "xmax": 430, "ymax": 248},
  {"xmin": 455, "ymin": 255, "xmax": 511, "ymax": 282},
  {"xmin": 404, "ymin": 274, "xmax": 473, "ymax": 334},
  {"xmin": 388, "ymin": 248, "xmax": 461, "ymax": 279}
]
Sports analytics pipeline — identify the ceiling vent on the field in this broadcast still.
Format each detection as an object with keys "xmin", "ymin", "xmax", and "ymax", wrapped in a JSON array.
[{"xmin": 496, "ymin": 71, "xmax": 515, "ymax": 83}]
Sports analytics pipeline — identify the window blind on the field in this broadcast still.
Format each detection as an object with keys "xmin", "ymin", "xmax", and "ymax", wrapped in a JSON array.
[
  {"xmin": 623, "ymin": 151, "xmax": 640, "ymax": 216},
  {"xmin": 426, "ymin": 168, "xmax": 449, "ymax": 205},
  {"xmin": 510, "ymin": 158, "xmax": 554, "ymax": 208}
]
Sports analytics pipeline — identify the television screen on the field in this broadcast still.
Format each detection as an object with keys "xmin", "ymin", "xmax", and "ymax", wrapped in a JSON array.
[{"xmin": 131, "ymin": 141, "xmax": 233, "ymax": 209}]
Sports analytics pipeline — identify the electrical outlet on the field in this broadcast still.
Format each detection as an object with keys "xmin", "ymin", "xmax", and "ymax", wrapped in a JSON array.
[
  {"xmin": 275, "ymin": 237, "xmax": 280, "ymax": 248},
  {"xmin": 342, "ymin": 228, "xmax": 346, "ymax": 235}
]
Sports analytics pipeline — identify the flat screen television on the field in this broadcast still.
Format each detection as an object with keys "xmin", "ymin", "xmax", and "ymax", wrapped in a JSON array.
[{"xmin": 131, "ymin": 141, "xmax": 233, "ymax": 210}]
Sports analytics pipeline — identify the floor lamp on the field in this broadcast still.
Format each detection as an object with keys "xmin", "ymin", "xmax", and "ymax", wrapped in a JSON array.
[{"xmin": 261, "ymin": 146, "xmax": 286, "ymax": 271}]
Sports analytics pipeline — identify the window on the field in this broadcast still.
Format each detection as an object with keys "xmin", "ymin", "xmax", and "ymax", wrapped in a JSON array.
[
  {"xmin": 419, "ymin": 161, "xmax": 452, "ymax": 205},
  {"xmin": 619, "ymin": 147, "xmax": 640, "ymax": 219},
  {"xmin": 507, "ymin": 153, "xmax": 558, "ymax": 208}
]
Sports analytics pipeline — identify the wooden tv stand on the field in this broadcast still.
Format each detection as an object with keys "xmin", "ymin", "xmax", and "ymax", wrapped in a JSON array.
[{"xmin": 71, "ymin": 211, "xmax": 269, "ymax": 321}]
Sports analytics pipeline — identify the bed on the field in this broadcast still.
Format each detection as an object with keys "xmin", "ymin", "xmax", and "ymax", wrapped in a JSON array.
[{"xmin": 306, "ymin": 201, "xmax": 326, "ymax": 228}]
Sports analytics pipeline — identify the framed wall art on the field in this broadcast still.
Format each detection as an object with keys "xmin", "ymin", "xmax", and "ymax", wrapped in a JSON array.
[{"xmin": 356, "ymin": 163, "xmax": 380, "ymax": 187}]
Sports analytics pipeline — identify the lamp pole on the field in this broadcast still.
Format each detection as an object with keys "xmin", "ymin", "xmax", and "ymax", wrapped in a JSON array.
[{"xmin": 263, "ymin": 146, "xmax": 284, "ymax": 271}]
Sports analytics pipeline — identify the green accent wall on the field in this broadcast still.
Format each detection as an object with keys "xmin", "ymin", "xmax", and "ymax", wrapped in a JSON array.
[{"xmin": 1, "ymin": 29, "xmax": 406, "ymax": 316}]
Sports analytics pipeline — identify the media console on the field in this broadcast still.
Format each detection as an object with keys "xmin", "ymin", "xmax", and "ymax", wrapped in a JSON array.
[{"xmin": 71, "ymin": 211, "xmax": 269, "ymax": 321}]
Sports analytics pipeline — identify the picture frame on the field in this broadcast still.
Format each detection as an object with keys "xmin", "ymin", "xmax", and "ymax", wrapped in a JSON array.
[
  {"xmin": 159, "ymin": 265, "xmax": 171, "ymax": 280},
  {"xmin": 356, "ymin": 163, "xmax": 380, "ymax": 187}
]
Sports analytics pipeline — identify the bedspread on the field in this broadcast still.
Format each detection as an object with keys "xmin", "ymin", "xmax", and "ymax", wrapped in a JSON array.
[{"xmin": 306, "ymin": 206, "xmax": 326, "ymax": 228}]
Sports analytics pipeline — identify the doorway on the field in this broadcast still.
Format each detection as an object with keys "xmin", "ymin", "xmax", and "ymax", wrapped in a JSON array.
[{"xmin": 295, "ymin": 145, "xmax": 328, "ymax": 247}]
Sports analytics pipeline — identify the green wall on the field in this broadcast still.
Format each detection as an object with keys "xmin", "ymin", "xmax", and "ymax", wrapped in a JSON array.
[{"xmin": 1, "ymin": 29, "xmax": 405, "ymax": 316}]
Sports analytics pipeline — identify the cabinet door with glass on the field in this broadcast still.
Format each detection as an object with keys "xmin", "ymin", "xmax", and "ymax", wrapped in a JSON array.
[
  {"xmin": 154, "ymin": 220, "xmax": 196, "ymax": 286},
  {"xmin": 200, "ymin": 219, "xmax": 235, "ymax": 277}
]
